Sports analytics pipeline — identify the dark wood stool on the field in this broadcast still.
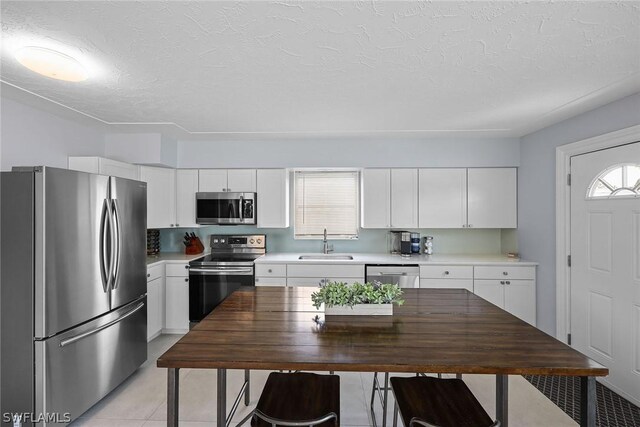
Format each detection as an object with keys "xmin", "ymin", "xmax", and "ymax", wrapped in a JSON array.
[
  {"xmin": 237, "ymin": 372, "xmax": 340, "ymax": 427},
  {"xmin": 390, "ymin": 376, "xmax": 500, "ymax": 427}
]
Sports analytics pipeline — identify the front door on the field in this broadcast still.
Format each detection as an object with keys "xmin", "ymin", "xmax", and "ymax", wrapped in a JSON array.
[{"xmin": 570, "ymin": 142, "xmax": 640, "ymax": 405}]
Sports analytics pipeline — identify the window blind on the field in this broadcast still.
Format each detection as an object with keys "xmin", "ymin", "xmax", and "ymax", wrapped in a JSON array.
[{"xmin": 294, "ymin": 171, "xmax": 359, "ymax": 239}]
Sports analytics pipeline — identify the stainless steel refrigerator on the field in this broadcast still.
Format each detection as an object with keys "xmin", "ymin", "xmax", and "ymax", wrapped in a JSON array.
[{"xmin": 1, "ymin": 166, "xmax": 147, "ymax": 426}]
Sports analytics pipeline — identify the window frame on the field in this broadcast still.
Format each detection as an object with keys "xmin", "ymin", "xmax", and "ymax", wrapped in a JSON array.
[
  {"xmin": 292, "ymin": 168, "xmax": 361, "ymax": 240},
  {"xmin": 586, "ymin": 162, "xmax": 640, "ymax": 200}
]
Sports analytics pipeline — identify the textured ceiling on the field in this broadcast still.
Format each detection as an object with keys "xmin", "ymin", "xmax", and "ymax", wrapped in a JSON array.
[{"xmin": 1, "ymin": 1, "xmax": 639, "ymax": 138}]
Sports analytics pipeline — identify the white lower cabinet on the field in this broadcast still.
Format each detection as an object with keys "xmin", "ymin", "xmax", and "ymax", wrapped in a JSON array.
[
  {"xmin": 287, "ymin": 277, "xmax": 327, "ymax": 287},
  {"xmin": 147, "ymin": 276, "xmax": 164, "ymax": 341},
  {"xmin": 420, "ymin": 278, "xmax": 473, "ymax": 292},
  {"xmin": 255, "ymin": 263, "xmax": 287, "ymax": 287},
  {"xmin": 473, "ymin": 265, "xmax": 536, "ymax": 326},
  {"xmin": 419, "ymin": 265, "xmax": 473, "ymax": 292},
  {"xmin": 164, "ymin": 262, "xmax": 190, "ymax": 333},
  {"xmin": 255, "ymin": 277, "xmax": 287, "ymax": 287},
  {"xmin": 146, "ymin": 263, "xmax": 165, "ymax": 341}
]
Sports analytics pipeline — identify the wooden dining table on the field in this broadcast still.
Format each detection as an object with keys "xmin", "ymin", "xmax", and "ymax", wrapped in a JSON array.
[{"xmin": 157, "ymin": 286, "xmax": 608, "ymax": 427}]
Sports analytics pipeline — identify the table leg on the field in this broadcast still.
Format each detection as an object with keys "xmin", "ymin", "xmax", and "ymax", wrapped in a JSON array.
[
  {"xmin": 217, "ymin": 368, "xmax": 227, "ymax": 426},
  {"xmin": 167, "ymin": 368, "xmax": 179, "ymax": 427},
  {"xmin": 382, "ymin": 372, "xmax": 389, "ymax": 427},
  {"xmin": 580, "ymin": 376, "xmax": 596, "ymax": 427},
  {"xmin": 496, "ymin": 374, "xmax": 508, "ymax": 427},
  {"xmin": 244, "ymin": 369, "xmax": 251, "ymax": 406}
]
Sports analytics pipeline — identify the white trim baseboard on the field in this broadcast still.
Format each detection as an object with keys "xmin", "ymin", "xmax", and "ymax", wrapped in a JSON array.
[{"xmin": 555, "ymin": 124, "xmax": 640, "ymax": 343}]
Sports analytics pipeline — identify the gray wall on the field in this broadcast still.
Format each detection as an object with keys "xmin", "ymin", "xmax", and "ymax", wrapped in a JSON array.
[
  {"xmin": 177, "ymin": 137, "xmax": 520, "ymax": 168},
  {"xmin": 518, "ymin": 92, "xmax": 640, "ymax": 336},
  {"xmin": 0, "ymin": 96, "xmax": 105, "ymax": 171}
]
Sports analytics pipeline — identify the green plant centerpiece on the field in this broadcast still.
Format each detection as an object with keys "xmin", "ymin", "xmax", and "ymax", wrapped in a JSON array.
[{"xmin": 311, "ymin": 281, "xmax": 404, "ymax": 316}]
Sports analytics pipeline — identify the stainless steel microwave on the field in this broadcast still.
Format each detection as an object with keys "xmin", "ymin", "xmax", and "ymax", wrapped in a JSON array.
[{"xmin": 196, "ymin": 192, "xmax": 256, "ymax": 225}]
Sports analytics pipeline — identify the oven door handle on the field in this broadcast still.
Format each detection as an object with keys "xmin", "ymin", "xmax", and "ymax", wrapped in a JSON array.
[{"xmin": 189, "ymin": 267, "xmax": 254, "ymax": 275}]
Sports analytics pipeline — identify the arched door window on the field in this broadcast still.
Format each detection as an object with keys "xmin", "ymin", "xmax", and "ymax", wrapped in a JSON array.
[{"xmin": 586, "ymin": 163, "xmax": 640, "ymax": 199}]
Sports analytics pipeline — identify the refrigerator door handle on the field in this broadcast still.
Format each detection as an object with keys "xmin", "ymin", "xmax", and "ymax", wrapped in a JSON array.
[
  {"xmin": 99, "ymin": 199, "xmax": 111, "ymax": 293},
  {"xmin": 59, "ymin": 301, "xmax": 145, "ymax": 347},
  {"xmin": 110, "ymin": 199, "xmax": 122, "ymax": 290}
]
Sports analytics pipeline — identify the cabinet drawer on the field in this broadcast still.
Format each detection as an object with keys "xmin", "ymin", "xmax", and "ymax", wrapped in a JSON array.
[
  {"xmin": 166, "ymin": 262, "xmax": 190, "ymax": 277},
  {"xmin": 420, "ymin": 265, "xmax": 473, "ymax": 279},
  {"xmin": 287, "ymin": 277, "xmax": 325, "ymax": 287},
  {"xmin": 326, "ymin": 277, "xmax": 365, "ymax": 285},
  {"xmin": 420, "ymin": 278, "xmax": 473, "ymax": 292},
  {"xmin": 147, "ymin": 263, "xmax": 164, "ymax": 282},
  {"xmin": 255, "ymin": 277, "xmax": 286, "ymax": 287},
  {"xmin": 286, "ymin": 264, "xmax": 364, "ymax": 278},
  {"xmin": 474, "ymin": 266, "xmax": 535, "ymax": 280},
  {"xmin": 255, "ymin": 264, "xmax": 286, "ymax": 277}
]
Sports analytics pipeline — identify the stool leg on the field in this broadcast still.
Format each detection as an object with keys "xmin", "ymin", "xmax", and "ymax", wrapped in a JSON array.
[
  {"xmin": 244, "ymin": 369, "xmax": 251, "ymax": 406},
  {"xmin": 393, "ymin": 400, "xmax": 399, "ymax": 427}
]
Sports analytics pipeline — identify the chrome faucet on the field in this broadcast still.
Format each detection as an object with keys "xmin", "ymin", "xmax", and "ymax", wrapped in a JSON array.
[{"xmin": 322, "ymin": 228, "xmax": 334, "ymax": 254}]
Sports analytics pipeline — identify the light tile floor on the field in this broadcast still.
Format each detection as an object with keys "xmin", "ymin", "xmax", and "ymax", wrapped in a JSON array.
[{"xmin": 72, "ymin": 334, "xmax": 577, "ymax": 426}]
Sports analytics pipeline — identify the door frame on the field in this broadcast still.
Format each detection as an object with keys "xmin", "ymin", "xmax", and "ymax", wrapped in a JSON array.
[{"xmin": 555, "ymin": 124, "xmax": 640, "ymax": 343}]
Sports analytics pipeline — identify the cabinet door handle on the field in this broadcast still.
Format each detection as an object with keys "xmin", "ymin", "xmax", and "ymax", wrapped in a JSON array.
[
  {"xmin": 268, "ymin": 269, "xmax": 273, "ymax": 273},
  {"xmin": 503, "ymin": 271, "xmax": 508, "ymax": 276},
  {"xmin": 444, "ymin": 271, "xmax": 450, "ymax": 275},
  {"xmin": 468, "ymin": 224, "xmax": 473, "ymax": 228},
  {"xmin": 500, "ymin": 281, "xmax": 505, "ymax": 285},
  {"xmin": 147, "ymin": 273, "xmax": 151, "ymax": 278},
  {"xmin": 176, "ymin": 223, "xmax": 179, "ymax": 227},
  {"xmin": 505, "ymin": 281, "xmax": 511, "ymax": 285},
  {"xmin": 184, "ymin": 278, "xmax": 189, "ymax": 282},
  {"xmin": 185, "ymin": 265, "xmax": 190, "ymax": 269}
]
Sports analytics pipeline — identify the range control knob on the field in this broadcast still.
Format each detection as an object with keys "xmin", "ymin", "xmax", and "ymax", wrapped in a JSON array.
[
  {"xmin": 250, "ymin": 239, "xmax": 255, "ymax": 244},
  {"xmin": 257, "ymin": 238, "xmax": 262, "ymax": 244}
]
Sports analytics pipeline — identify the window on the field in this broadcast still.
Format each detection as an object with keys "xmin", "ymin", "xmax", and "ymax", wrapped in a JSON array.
[
  {"xmin": 587, "ymin": 163, "xmax": 640, "ymax": 199},
  {"xmin": 294, "ymin": 170, "xmax": 359, "ymax": 239}
]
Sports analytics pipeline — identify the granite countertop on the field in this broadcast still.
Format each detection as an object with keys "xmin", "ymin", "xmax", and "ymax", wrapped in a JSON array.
[
  {"xmin": 254, "ymin": 253, "xmax": 537, "ymax": 266},
  {"xmin": 146, "ymin": 252, "xmax": 207, "ymax": 266}
]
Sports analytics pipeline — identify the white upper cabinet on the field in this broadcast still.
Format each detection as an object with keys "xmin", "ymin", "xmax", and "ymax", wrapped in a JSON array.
[
  {"xmin": 467, "ymin": 168, "xmax": 517, "ymax": 228},
  {"xmin": 361, "ymin": 169, "xmax": 391, "ymax": 228},
  {"xmin": 390, "ymin": 169, "xmax": 418, "ymax": 228},
  {"xmin": 419, "ymin": 168, "xmax": 467, "ymax": 228},
  {"xmin": 227, "ymin": 169, "xmax": 257, "ymax": 192},
  {"xmin": 139, "ymin": 166, "xmax": 176, "ymax": 229},
  {"xmin": 198, "ymin": 169, "xmax": 228, "ymax": 192},
  {"xmin": 175, "ymin": 169, "xmax": 199, "ymax": 227},
  {"xmin": 198, "ymin": 169, "xmax": 256, "ymax": 192},
  {"xmin": 257, "ymin": 169, "xmax": 289, "ymax": 228},
  {"xmin": 68, "ymin": 156, "xmax": 139, "ymax": 180}
]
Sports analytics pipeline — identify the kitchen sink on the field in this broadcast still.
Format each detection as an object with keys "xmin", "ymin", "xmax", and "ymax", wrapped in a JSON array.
[{"xmin": 298, "ymin": 255, "xmax": 354, "ymax": 260}]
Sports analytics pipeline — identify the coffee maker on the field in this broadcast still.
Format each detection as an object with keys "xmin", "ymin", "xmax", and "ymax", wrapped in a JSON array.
[{"xmin": 389, "ymin": 231, "xmax": 413, "ymax": 256}]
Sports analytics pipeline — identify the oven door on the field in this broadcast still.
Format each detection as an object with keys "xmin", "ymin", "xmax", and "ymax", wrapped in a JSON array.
[
  {"xmin": 196, "ymin": 192, "xmax": 256, "ymax": 225},
  {"xmin": 188, "ymin": 265, "xmax": 254, "ymax": 322}
]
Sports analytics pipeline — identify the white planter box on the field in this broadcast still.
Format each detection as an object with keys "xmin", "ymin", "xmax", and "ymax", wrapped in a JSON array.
[{"xmin": 324, "ymin": 304, "xmax": 393, "ymax": 316}]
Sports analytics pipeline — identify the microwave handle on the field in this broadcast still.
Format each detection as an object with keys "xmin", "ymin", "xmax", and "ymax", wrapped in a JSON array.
[{"xmin": 239, "ymin": 195, "xmax": 244, "ymax": 221}]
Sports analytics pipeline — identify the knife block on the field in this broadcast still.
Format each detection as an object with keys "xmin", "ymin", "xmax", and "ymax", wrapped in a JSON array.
[{"xmin": 185, "ymin": 236, "xmax": 204, "ymax": 255}]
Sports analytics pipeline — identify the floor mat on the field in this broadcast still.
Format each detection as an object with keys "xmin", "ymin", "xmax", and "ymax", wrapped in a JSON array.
[{"xmin": 523, "ymin": 375, "xmax": 640, "ymax": 427}]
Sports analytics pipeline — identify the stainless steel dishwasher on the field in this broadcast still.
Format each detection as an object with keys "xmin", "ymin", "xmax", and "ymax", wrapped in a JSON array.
[{"xmin": 365, "ymin": 265, "xmax": 420, "ymax": 288}]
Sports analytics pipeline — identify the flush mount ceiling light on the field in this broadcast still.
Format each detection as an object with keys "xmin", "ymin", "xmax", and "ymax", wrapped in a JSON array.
[{"xmin": 14, "ymin": 46, "xmax": 88, "ymax": 82}]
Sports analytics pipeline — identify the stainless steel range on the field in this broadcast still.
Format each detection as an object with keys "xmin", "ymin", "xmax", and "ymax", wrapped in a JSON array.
[{"xmin": 188, "ymin": 234, "xmax": 265, "ymax": 323}]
